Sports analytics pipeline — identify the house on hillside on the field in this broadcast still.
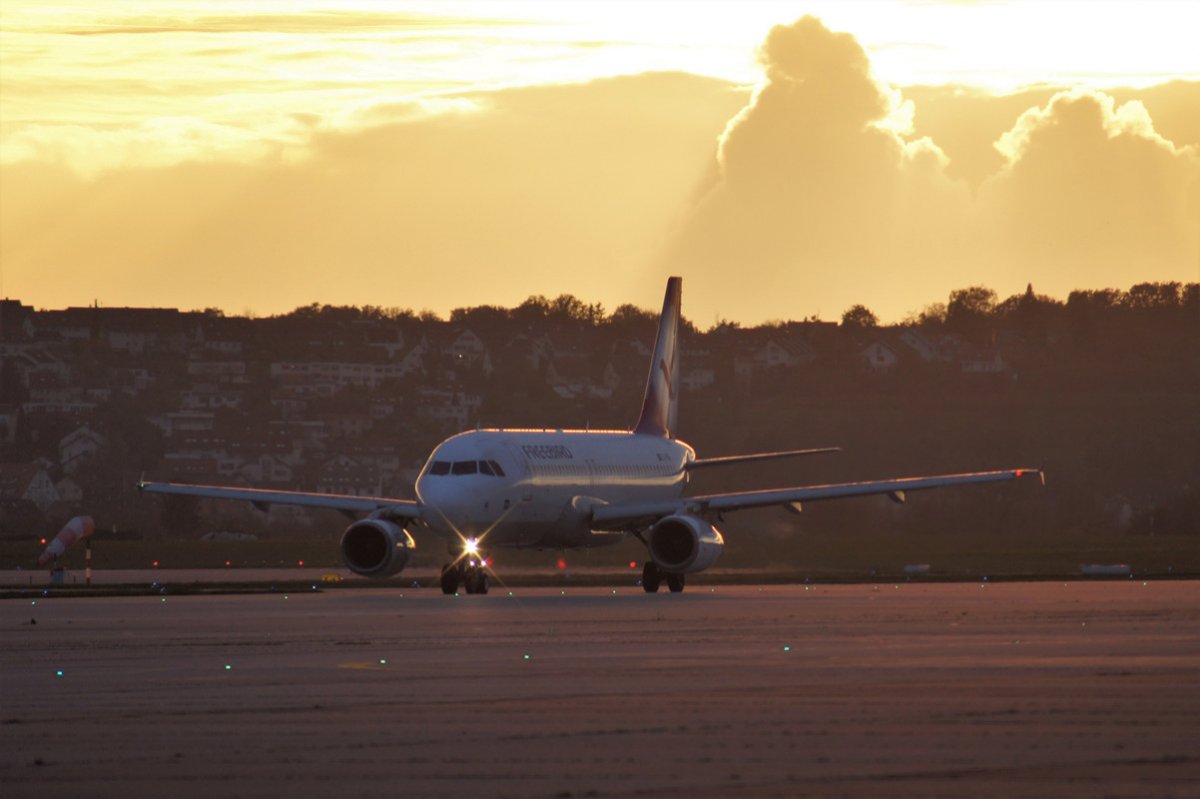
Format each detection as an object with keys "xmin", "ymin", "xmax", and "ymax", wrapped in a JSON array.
[
  {"xmin": 55, "ymin": 476, "xmax": 84, "ymax": 507},
  {"xmin": 27, "ymin": 370, "xmax": 72, "ymax": 404},
  {"xmin": 417, "ymin": 389, "xmax": 482, "ymax": 431},
  {"xmin": 734, "ymin": 334, "xmax": 817, "ymax": 383},
  {"xmin": 0, "ymin": 343, "xmax": 70, "ymax": 389},
  {"xmin": 760, "ymin": 337, "xmax": 815, "ymax": 369},
  {"xmin": 859, "ymin": 340, "xmax": 900, "ymax": 373},
  {"xmin": 269, "ymin": 360, "xmax": 410, "ymax": 390},
  {"xmin": 112, "ymin": 367, "xmax": 154, "ymax": 396},
  {"xmin": 362, "ymin": 324, "xmax": 407, "ymax": 359},
  {"xmin": 343, "ymin": 446, "xmax": 405, "ymax": 489},
  {"xmin": 92, "ymin": 307, "xmax": 194, "ymax": 354},
  {"xmin": 181, "ymin": 384, "xmax": 245, "ymax": 411},
  {"xmin": 239, "ymin": 454, "xmax": 295, "ymax": 486},
  {"xmin": 0, "ymin": 406, "xmax": 16, "ymax": 444},
  {"xmin": 192, "ymin": 316, "xmax": 251, "ymax": 356},
  {"xmin": 0, "ymin": 463, "xmax": 61, "ymax": 512},
  {"xmin": 156, "ymin": 455, "xmax": 222, "ymax": 483},
  {"xmin": 33, "ymin": 308, "xmax": 94, "ymax": 341},
  {"xmin": 961, "ymin": 350, "xmax": 1009, "ymax": 375},
  {"xmin": 898, "ymin": 328, "xmax": 944, "ymax": 362},
  {"xmin": 60, "ymin": 425, "xmax": 105, "ymax": 474},
  {"xmin": 187, "ymin": 360, "xmax": 248, "ymax": 382},
  {"xmin": 547, "ymin": 348, "xmax": 618, "ymax": 400},
  {"xmin": 681, "ymin": 347, "xmax": 716, "ymax": 392},
  {"xmin": 0, "ymin": 300, "xmax": 36, "ymax": 339},
  {"xmin": 150, "ymin": 410, "xmax": 216, "ymax": 438},
  {"xmin": 267, "ymin": 420, "xmax": 330, "ymax": 455},
  {"xmin": 937, "ymin": 333, "xmax": 970, "ymax": 361},
  {"xmin": 323, "ymin": 413, "xmax": 373, "ymax": 440},
  {"xmin": 396, "ymin": 338, "xmax": 429, "ymax": 377},
  {"xmin": 447, "ymin": 329, "xmax": 493, "ymax": 373},
  {"xmin": 316, "ymin": 455, "xmax": 380, "ymax": 496}
]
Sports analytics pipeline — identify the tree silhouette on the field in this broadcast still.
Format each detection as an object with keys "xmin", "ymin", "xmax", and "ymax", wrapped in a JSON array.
[{"xmin": 840, "ymin": 304, "xmax": 878, "ymax": 329}]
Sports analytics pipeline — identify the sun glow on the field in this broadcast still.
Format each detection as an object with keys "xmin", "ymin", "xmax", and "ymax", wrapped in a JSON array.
[
  {"xmin": 3, "ymin": 1, "xmax": 1196, "ymax": 174},
  {"xmin": 1, "ymin": 1, "xmax": 1196, "ymax": 322}
]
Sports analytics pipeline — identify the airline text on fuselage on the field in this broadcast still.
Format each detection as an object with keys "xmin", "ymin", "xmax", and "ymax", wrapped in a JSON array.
[{"xmin": 522, "ymin": 445, "xmax": 574, "ymax": 460}]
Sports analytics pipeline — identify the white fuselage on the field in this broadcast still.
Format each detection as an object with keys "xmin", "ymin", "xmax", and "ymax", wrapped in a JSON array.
[{"xmin": 414, "ymin": 429, "xmax": 694, "ymax": 549}]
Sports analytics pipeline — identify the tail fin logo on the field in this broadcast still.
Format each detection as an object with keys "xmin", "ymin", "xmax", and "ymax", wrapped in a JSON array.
[{"xmin": 659, "ymin": 352, "xmax": 677, "ymax": 401}]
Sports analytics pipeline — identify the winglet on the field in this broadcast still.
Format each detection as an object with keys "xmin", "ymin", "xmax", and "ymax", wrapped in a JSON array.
[
  {"xmin": 634, "ymin": 277, "xmax": 682, "ymax": 438},
  {"xmin": 1012, "ymin": 468, "xmax": 1046, "ymax": 486}
]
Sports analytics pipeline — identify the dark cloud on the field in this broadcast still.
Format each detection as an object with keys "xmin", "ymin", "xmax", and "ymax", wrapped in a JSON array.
[{"xmin": 1, "ymin": 72, "xmax": 745, "ymax": 316}]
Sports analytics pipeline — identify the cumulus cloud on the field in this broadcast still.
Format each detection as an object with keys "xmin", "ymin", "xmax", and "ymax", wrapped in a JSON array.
[
  {"xmin": 662, "ymin": 17, "xmax": 1199, "ymax": 323},
  {"xmin": 976, "ymin": 89, "xmax": 1200, "ymax": 292},
  {"xmin": 664, "ymin": 16, "xmax": 970, "ymax": 322},
  {"xmin": 905, "ymin": 81, "xmax": 1200, "ymax": 189}
]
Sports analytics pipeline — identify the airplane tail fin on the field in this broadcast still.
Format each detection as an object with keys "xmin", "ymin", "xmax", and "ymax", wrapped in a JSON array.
[{"xmin": 634, "ymin": 276, "xmax": 682, "ymax": 438}]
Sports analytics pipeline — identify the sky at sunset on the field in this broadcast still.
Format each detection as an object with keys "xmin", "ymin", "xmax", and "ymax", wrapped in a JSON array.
[{"xmin": 2, "ymin": 1, "xmax": 1198, "ymax": 325}]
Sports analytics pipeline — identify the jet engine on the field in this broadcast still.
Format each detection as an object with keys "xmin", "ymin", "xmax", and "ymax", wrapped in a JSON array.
[
  {"xmin": 646, "ymin": 515, "xmax": 724, "ymax": 574},
  {"xmin": 340, "ymin": 519, "xmax": 415, "ymax": 578}
]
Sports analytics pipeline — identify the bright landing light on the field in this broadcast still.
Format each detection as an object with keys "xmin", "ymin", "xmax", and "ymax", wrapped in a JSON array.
[{"xmin": 464, "ymin": 538, "xmax": 479, "ymax": 556}]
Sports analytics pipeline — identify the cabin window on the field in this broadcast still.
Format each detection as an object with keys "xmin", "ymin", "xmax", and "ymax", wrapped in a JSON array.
[
  {"xmin": 430, "ymin": 461, "xmax": 450, "ymax": 476},
  {"xmin": 451, "ymin": 460, "xmax": 478, "ymax": 475}
]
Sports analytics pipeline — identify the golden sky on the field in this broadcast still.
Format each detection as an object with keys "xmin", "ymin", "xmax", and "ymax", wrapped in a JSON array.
[{"xmin": 2, "ymin": 1, "xmax": 1198, "ymax": 323}]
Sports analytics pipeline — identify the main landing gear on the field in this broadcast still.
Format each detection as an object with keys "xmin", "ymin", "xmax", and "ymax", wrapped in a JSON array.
[
  {"xmin": 440, "ymin": 560, "xmax": 489, "ymax": 595},
  {"xmin": 642, "ymin": 561, "xmax": 685, "ymax": 593}
]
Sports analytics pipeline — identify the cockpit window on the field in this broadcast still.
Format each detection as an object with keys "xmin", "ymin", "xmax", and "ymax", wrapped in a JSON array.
[{"xmin": 430, "ymin": 459, "xmax": 505, "ymax": 477}]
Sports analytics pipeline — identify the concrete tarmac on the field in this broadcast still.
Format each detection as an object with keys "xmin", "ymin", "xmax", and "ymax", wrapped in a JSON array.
[{"xmin": 2, "ymin": 582, "xmax": 1198, "ymax": 798}]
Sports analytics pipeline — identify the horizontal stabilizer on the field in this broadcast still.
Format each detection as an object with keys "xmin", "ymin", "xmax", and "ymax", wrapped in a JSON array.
[{"xmin": 686, "ymin": 447, "xmax": 841, "ymax": 470}]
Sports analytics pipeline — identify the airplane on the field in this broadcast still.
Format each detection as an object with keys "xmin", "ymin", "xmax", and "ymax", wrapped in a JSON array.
[{"xmin": 138, "ymin": 277, "xmax": 1043, "ymax": 594}]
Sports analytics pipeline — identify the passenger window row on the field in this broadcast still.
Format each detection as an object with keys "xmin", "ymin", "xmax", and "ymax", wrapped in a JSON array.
[{"xmin": 429, "ymin": 460, "xmax": 506, "ymax": 477}]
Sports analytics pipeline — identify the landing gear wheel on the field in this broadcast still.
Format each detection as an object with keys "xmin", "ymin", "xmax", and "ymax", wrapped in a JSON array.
[
  {"xmin": 440, "ymin": 563, "xmax": 460, "ymax": 595},
  {"xmin": 461, "ymin": 565, "xmax": 489, "ymax": 595},
  {"xmin": 666, "ymin": 572, "xmax": 686, "ymax": 593},
  {"xmin": 642, "ymin": 561, "xmax": 661, "ymax": 593}
]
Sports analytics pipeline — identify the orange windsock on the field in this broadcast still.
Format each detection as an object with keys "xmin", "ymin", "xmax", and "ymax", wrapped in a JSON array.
[{"xmin": 38, "ymin": 516, "xmax": 96, "ymax": 567}]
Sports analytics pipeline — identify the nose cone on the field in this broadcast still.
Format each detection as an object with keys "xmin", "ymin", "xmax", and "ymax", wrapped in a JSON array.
[{"xmin": 416, "ymin": 475, "xmax": 495, "ymax": 537}]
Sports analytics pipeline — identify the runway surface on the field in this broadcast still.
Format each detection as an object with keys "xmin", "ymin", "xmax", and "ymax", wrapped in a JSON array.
[{"xmin": 3, "ymin": 582, "xmax": 1198, "ymax": 798}]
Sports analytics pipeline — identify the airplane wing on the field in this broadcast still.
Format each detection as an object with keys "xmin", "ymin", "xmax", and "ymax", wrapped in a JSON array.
[
  {"xmin": 137, "ymin": 480, "xmax": 422, "ymax": 519},
  {"xmin": 590, "ymin": 468, "xmax": 1044, "ymax": 531}
]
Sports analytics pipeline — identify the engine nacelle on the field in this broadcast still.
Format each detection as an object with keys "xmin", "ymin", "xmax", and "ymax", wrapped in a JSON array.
[
  {"xmin": 340, "ymin": 519, "xmax": 415, "ymax": 578},
  {"xmin": 647, "ymin": 515, "xmax": 724, "ymax": 574}
]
